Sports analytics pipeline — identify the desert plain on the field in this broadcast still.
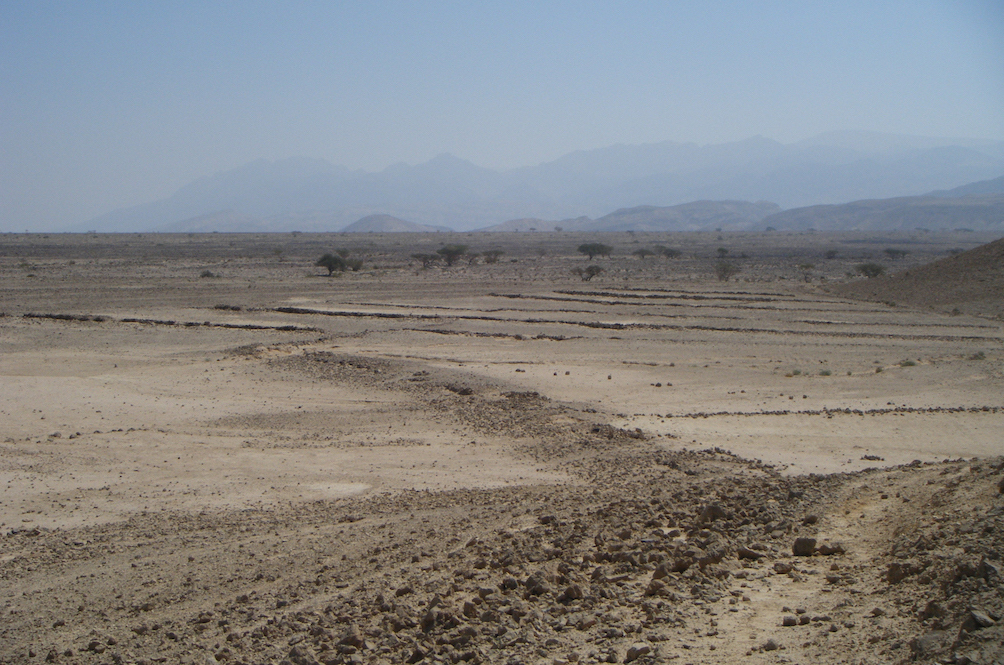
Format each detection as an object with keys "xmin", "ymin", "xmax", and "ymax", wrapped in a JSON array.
[{"xmin": 1, "ymin": 230, "xmax": 1002, "ymax": 665}]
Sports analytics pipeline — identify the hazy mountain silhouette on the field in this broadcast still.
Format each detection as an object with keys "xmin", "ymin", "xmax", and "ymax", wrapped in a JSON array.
[
  {"xmin": 758, "ymin": 194, "xmax": 1004, "ymax": 232},
  {"xmin": 78, "ymin": 132, "xmax": 1004, "ymax": 232},
  {"xmin": 927, "ymin": 175, "xmax": 1004, "ymax": 198},
  {"xmin": 341, "ymin": 214, "xmax": 449, "ymax": 233}
]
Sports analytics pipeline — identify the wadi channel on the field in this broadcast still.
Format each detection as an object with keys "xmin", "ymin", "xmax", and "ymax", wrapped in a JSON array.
[{"xmin": 2, "ymin": 231, "xmax": 1002, "ymax": 665}]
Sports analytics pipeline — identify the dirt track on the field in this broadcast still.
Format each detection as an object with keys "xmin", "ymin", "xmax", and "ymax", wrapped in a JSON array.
[{"xmin": 2, "ymin": 232, "xmax": 1002, "ymax": 665}]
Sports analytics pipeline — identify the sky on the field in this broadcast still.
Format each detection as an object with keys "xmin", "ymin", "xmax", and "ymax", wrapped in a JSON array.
[{"xmin": 1, "ymin": 1, "xmax": 1003, "ymax": 231}]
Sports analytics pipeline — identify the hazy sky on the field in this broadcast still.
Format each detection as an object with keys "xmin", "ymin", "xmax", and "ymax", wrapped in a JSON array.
[{"xmin": 2, "ymin": 1, "xmax": 1003, "ymax": 230}]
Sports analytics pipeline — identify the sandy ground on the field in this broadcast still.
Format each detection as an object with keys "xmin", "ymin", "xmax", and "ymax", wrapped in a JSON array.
[{"xmin": 1, "ymin": 231, "xmax": 1002, "ymax": 665}]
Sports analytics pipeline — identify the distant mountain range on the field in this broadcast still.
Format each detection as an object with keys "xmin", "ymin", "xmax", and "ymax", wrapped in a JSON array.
[
  {"xmin": 78, "ymin": 131, "xmax": 1004, "ymax": 233},
  {"xmin": 758, "ymin": 194, "xmax": 1004, "ymax": 232},
  {"xmin": 341, "ymin": 214, "xmax": 448, "ymax": 233},
  {"xmin": 475, "ymin": 201, "xmax": 781, "ymax": 232}
]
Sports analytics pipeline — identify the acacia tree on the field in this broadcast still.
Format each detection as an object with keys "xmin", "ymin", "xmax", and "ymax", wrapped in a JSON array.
[
  {"xmin": 632, "ymin": 248, "xmax": 655, "ymax": 259},
  {"xmin": 411, "ymin": 253, "xmax": 439, "ymax": 269},
  {"xmin": 714, "ymin": 261, "xmax": 739, "ymax": 282},
  {"xmin": 436, "ymin": 244, "xmax": 468, "ymax": 266},
  {"xmin": 482, "ymin": 249, "xmax": 504, "ymax": 264},
  {"xmin": 857, "ymin": 262, "xmax": 885, "ymax": 278},
  {"xmin": 653, "ymin": 245, "xmax": 681, "ymax": 258},
  {"xmin": 316, "ymin": 253, "xmax": 347, "ymax": 275},
  {"xmin": 573, "ymin": 265, "xmax": 604, "ymax": 281},
  {"xmin": 578, "ymin": 243, "xmax": 613, "ymax": 260}
]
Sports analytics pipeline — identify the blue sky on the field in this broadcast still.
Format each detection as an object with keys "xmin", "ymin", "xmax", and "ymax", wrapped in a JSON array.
[{"xmin": 1, "ymin": 1, "xmax": 1002, "ymax": 229}]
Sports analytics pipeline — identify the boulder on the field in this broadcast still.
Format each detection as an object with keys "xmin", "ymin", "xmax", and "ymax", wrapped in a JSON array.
[{"xmin": 792, "ymin": 538, "xmax": 816, "ymax": 556}]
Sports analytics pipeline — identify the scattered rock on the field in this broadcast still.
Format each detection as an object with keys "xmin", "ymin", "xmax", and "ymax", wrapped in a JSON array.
[
  {"xmin": 625, "ymin": 643, "xmax": 651, "ymax": 662},
  {"xmin": 962, "ymin": 609, "xmax": 996, "ymax": 631},
  {"xmin": 282, "ymin": 646, "xmax": 321, "ymax": 665},
  {"xmin": 910, "ymin": 631, "xmax": 948, "ymax": 658},
  {"xmin": 887, "ymin": 560, "xmax": 922, "ymax": 584},
  {"xmin": 817, "ymin": 541, "xmax": 845, "ymax": 555},
  {"xmin": 792, "ymin": 538, "xmax": 816, "ymax": 556},
  {"xmin": 699, "ymin": 503, "xmax": 727, "ymax": 523}
]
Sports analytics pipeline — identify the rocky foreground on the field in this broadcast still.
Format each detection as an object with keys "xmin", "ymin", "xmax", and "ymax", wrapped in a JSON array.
[{"xmin": 3, "ymin": 355, "xmax": 1003, "ymax": 665}]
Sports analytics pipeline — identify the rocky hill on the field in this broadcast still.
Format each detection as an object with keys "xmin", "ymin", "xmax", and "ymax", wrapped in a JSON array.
[
  {"xmin": 580, "ymin": 200, "xmax": 780, "ymax": 232},
  {"xmin": 760, "ymin": 195, "xmax": 1004, "ymax": 232},
  {"xmin": 830, "ymin": 236, "xmax": 1004, "ymax": 318},
  {"xmin": 341, "ymin": 214, "xmax": 450, "ymax": 233},
  {"xmin": 476, "ymin": 201, "xmax": 778, "ymax": 233}
]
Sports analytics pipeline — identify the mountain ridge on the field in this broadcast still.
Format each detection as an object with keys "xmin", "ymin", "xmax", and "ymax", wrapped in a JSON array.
[{"xmin": 77, "ymin": 131, "xmax": 1004, "ymax": 233}]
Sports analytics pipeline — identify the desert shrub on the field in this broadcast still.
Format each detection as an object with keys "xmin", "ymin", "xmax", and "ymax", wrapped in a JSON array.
[
  {"xmin": 632, "ymin": 248, "xmax": 655, "ymax": 259},
  {"xmin": 316, "ymin": 253, "xmax": 347, "ymax": 275},
  {"xmin": 573, "ymin": 265, "xmax": 604, "ymax": 281},
  {"xmin": 819, "ymin": 369, "xmax": 831, "ymax": 376},
  {"xmin": 969, "ymin": 351, "xmax": 986, "ymax": 361},
  {"xmin": 436, "ymin": 244, "xmax": 468, "ymax": 266},
  {"xmin": 346, "ymin": 258, "xmax": 364, "ymax": 272},
  {"xmin": 411, "ymin": 253, "xmax": 439, "ymax": 269},
  {"xmin": 797, "ymin": 263, "xmax": 814, "ymax": 282},
  {"xmin": 466, "ymin": 252, "xmax": 481, "ymax": 266},
  {"xmin": 482, "ymin": 250, "xmax": 504, "ymax": 264},
  {"xmin": 577, "ymin": 243, "xmax": 613, "ymax": 260},
  {"xmin": 884, "ymin": 248, "xmax": 908, "ymax": 259},
  {"xmin": 825, "ymin": 250, "xmax": 838, "ymax": 259},
  {"xmin": 200, "ymin": 269, "xmax": 217, "ymax": 278},
  {"xmin": 899, "ymin": 360, "xmax": 916, "ymax": 367},
  {"xmin": 716, "ymin": 247, "xmax": 729, "ymax": 258},
  {"xmin": 856, "ymin": 263, "xmax": 885, "ymax": 278},
  {"xmin": 714, "ymin": 261, "xmax": 739, "ymax": 281},
  {"xmin": 653, "ymin": 245, "xmax": 681, "ymax": 258}
]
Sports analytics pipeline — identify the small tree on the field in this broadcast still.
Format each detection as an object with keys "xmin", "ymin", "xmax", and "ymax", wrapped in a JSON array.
[
  {"xmin": 654, "ymin": 245, "xmax": 681, "ymax": 258},
  {"xmin": 316, "ymin": 253, "xmax": 347, "ymax": 275},
  {"xmin": 436, "ymin": 244, "xmax": 468, "ymax": 266},
  {"xmin": 482, "ymin": 249, "xmax": 504, "ymax": 264},
  {"xmin": 857, "ymin": 262, "xmax": 885, "ymax": 278},
  {"xmin": 632, "ymin": 248, "xmax": 655, "ymax": 259},
  {"xmin": 716, "ymin": 247, "xmax": 729, "ymax": 258},
  {"xmin": 884, "ymin": 248, "xmax": 908, "ymax": 260},
  {"xmin": 714, "ymin": 261, "xmax": 739, "ymax": 282},
  {"xmin": 573, "ymin": 265, "xmax": 604, "ymax": 281},
  {"xmin": 336, "ymin": 248, "xmax": 352, "ymax": 259},
  {"xmin": 411, "ymin": 253, "xmax": 439, "ymax": 269},
  {"xmin": 578, "ymin": 243, "xmax": 613, "ymax": 260}
]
